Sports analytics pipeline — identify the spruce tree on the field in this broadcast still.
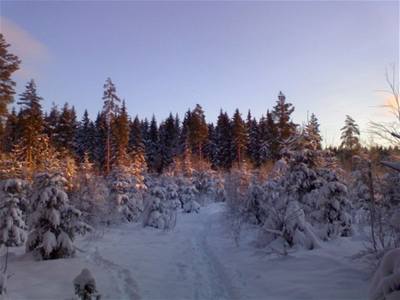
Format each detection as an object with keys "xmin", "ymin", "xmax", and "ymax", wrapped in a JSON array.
[
  {"xmin": 246, "ymin": 111, "xmax": 260, "ymax": 166},
  {"xmin": 55, "ymin": 103, "xmax": 78, "ymax": 155},
  {"xmin": 94, "ymin": 112, "xmax": 107, "ymax": 170},
  {"xmin": 44, "ymin": 104, "xmax": 61, "ymax": 147},
  {"xmin": 26, "ymin": 173, "xmax": 90, "ymax": 260},
  {"xmin": 75, "ymin": 110, "xmax": 96, "ymax": 163},
  {"xmin": 213, "ymin": 110, "xmax": 233, "ymax": 169},
  {"xmin": 17, "ymin": 80, "xmax": 44, "ymax": 173},
  {"xmin": 112, "ymin": 100, "xmax": 130, "ymax": 166},
  {"xmin": 129, "ymin": 116, "xmax": 145, "ymax": 157},
  {"xmin": 272, "ymin": 91, "xmax": 296, "ymax": 158},
  {"xmin": 340, "ymin": 115, "xmax": 360, "ymax": 153},
  {"xmin": 305, "ymin": 113, "xmax": 322, "ymax": 150},
  {"xmin": 147, "ymin": 116, "xmax": 161, "ymax": 172},
  {"xmin": 259, "ymin": 111, "xmax": 278, "ymax": 164},
  {"xmin": 232, "ymin": 109, "xmax": 248, "ymax": 166},
  {"xmin": 188, "ymin": 104, "xmax": 208, "ymax": 160},
  {"xmin": 159, "ymin": 113, "xmax": 179, "ymax": 171},
  {"xmin": 2, "ymin": 107, "xmax": 19, "ymax": 153}
]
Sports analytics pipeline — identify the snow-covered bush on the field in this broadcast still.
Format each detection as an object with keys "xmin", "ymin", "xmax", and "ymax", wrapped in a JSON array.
[
  {"xmin": 71, "ymin": 175, "xmax": 109, "ymax": 227},
  {"xmin": 142, "ymin": 186, "xmax": 177, "ymax": 230},
  {"xmin": 227, "ymin": 135, "xmax": 353, "ymax": 251},
  {"xmin": 258, "ymin": 179, "xmax": 321, "ymax": 251},
  {"xmin": 369, "ymin": 248, "xmax": 400, "ymax": 300},
  {"xmin": 0, "ymin": 179, "xmax": 28, "ymax": 247},
  {"xmin": 178, "ymin": 183, "xmax": 200, "ymax": 213},
  {"xmin": 26, "ymin": 173, "xmax": 91, "ymax": 260},
  {"xmin": 108, "ymin": 166, "xmax": 144, "ymax": 223},
  {"xmin": 73, "ymin": 268, "xmax": 101, "ymax": 300},
  {"xmin": 0, "ymin": 272, "xmax": 6, "ymax": 299}
]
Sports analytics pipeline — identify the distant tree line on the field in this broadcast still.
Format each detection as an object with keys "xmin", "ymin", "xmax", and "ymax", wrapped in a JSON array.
[{"xmin": 0, "ymin": 33, "xmax": 394, "ymax": 178}]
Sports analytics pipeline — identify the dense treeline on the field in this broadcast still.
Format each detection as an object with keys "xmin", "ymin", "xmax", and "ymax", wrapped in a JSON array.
[{"xmin": 0, "ymin": 33, "xmax": 396, "ymax": 180}]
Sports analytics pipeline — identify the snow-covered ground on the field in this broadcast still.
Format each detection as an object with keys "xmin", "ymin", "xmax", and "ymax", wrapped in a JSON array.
[{"xmin": 5, "ymin": 203, "xmax": 369, "ymax": 299}]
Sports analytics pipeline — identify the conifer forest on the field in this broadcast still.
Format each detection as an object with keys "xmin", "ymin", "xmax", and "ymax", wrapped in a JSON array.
[{"xmin": 0, "ymin": 1, "xmax": 399, "ymax": 299}]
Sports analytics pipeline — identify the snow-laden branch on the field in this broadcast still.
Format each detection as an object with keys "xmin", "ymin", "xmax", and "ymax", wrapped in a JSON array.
[{"xmin": 381, "ymin": 161, "xmax": 400, "ymax": 172}]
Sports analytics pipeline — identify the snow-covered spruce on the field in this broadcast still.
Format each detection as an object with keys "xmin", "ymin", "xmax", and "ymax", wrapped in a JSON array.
[
  {"xmin": 26, "ymin": 173, "xmax": 90, "ymax": 260},
  {"xmin": 369, "ymin": 248, "xmax": 400, "ymax": 300},
  {"xmin": 179, "ymin": 183, "xmax": 200, "ymax": 213},
  {"xmin": 0, "ymin": 179, "xmax": 28, "ymax": 247},
  {"xmin": 142, "ymin": 186, "xmax": 177, "ymax": 230},
  {"xmin": 108, "ymin": 166, "xmax": 144, "ymax": 223},
  {"xmin": 258, "ymin": 178, "xmax": 321, "ymax": 250},
  {"xmin": 71, "ymin": 173, "xmax": 109, "ymax": 227},
  {"xmin": 73, "ymin": 268, "xmax": 100, "ymax": 300},
  {"xmin": 232, "ymin": 133, "xmax": 353, "ymax": 251}
]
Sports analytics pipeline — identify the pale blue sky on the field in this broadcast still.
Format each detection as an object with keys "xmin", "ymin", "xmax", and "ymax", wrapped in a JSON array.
[{"xmin": 1, "ymin": 1, "xmax": 399, "ymax": 145}]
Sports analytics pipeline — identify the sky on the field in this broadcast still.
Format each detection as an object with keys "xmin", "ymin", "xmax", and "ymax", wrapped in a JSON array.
[{"xmin": 0, "ymin": 1, "xmax": 399, "ymax": 146}]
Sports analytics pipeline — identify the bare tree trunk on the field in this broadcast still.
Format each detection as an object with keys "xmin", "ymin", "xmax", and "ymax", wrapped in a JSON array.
[
  {"xmin": 367, "ymin": 161, "xmax": 378, "ymax": 252},
  {"xmin": 106, "ymin": 126, "xmax": 111, "ymax": 175}
]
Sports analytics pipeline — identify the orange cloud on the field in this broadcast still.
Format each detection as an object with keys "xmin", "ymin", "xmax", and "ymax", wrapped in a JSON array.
[{"xmin": 0, "ymin": 17, "xmax": 50, "ymax": 80}]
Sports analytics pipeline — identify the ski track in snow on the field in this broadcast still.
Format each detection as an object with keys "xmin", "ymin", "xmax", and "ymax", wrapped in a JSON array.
[
  {"xmin": 187, "ymin": 211, "xmax": 240, "ymax": 300},
  {"xmin": 7, "ymin": 202, "xmax": 368, "ymax": 300},
  {"xmin": 87, "ymin": 247, "xmax": 141, "ymax": 300}
]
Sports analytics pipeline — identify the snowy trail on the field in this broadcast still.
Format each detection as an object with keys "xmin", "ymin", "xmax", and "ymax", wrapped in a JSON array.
[{"xmin": 6, "ymin": 202, "xmax": 369, "ymax": 299}]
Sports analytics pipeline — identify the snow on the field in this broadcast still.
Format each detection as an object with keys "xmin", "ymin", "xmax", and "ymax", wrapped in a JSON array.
[
  {"xmin": 369, "ymin": 248, "xmax": 400, "ymax": 300},
  {"xmin": 4, "ymin": 203, "xmax": 369, "ymax": 299}
]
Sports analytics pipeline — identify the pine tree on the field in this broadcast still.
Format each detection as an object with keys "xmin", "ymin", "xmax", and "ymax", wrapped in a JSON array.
[
  {"xmin": 102, "ymin": 78, "xmax": 121, "ymax": 174},
  {"xmin": 272, "ymin": 91, "xmax": 296, "ymax": 158},
  {"xmin": 232, "ymin": 109, "xmax": 248, "ymax": 166},
  {"xmin": 340, "ymin": 115, "xmax": 360, "ymax": 153},
  {"xmin": 17, "ymin": 80, "xmax": 44, "ymax": 173},
  {"xmin": 0, "ymin": 34, "xmax": 21, "ymax": 130}
]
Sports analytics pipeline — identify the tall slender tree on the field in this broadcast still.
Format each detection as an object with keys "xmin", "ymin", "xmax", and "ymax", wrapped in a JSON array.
[{"xmin": 102, "ymin": 78, "xmax": 120, "ymax": 174}]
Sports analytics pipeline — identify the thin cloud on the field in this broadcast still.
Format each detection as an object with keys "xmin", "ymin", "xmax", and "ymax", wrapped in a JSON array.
[{"xmin": 0, "ymin": 17, "xmax": 50, "ymax": 80}]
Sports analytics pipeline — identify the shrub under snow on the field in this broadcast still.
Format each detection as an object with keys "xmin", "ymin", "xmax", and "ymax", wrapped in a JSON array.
[
  {"xmin": 142, "ymin": 186, "xmax": 177, "ymax": 230},
  {"xmin": 108, "ymin": 166, "xmax": 144, "ymax": 223},
  {"xmin": 0, "ymin": 179, "xmax": 28, "ymax": 247},
  {"xmin": 73, "ymin": 268, "xmax": 100, "ymax": 300},
  {"xmin": 369, "ymin": 248, "xmax": 400, "ymax": 300}
]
